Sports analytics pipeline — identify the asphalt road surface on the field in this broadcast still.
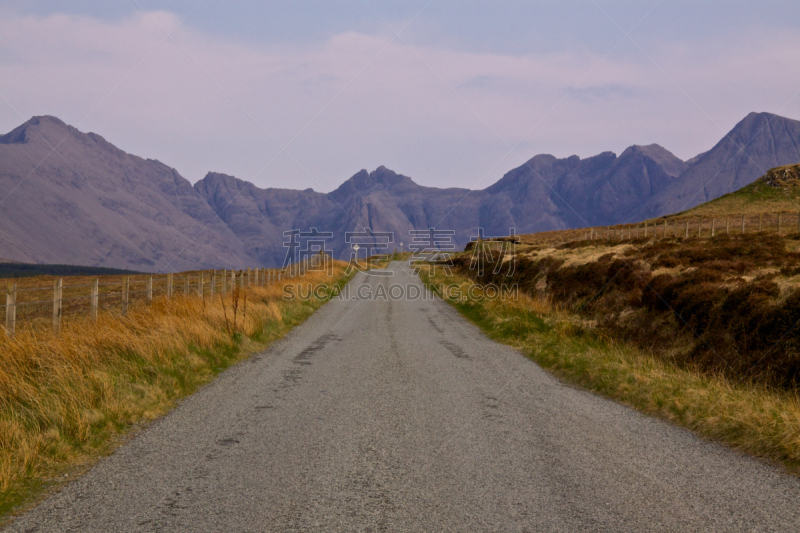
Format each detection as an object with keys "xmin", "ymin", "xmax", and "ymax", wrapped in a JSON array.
[{"xmin": 8, "ymin": 263, "xmax": 800, "ymax": 532}]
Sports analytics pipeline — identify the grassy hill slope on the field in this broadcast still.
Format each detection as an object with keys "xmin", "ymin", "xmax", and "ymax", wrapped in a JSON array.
[{"xmin": 678, "ymin": 164, "xmax": 800, "ymax": 217}]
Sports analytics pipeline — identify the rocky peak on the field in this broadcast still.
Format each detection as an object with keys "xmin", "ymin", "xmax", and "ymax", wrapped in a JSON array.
[
  {"xmin": 625, "ymin": 144, "xmax": 687, "ymax": 177},
  {"xmin": 0, "ymin": 115, "xmax": 69, "ymax": 145}
]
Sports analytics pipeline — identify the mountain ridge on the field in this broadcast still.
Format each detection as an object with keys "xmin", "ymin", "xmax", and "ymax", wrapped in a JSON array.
[{"xmin": 2, "ymin": 112, "xmax": 800, "ymax": 269}]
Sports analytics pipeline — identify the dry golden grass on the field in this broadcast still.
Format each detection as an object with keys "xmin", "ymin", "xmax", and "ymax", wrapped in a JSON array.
[
  {"xmin": 0, "ymin": 264, "xmax": 349, "ymax": 517},
  {"xmin": 421, "ymin": 266, "xmax": 800, "ymax": 473}
]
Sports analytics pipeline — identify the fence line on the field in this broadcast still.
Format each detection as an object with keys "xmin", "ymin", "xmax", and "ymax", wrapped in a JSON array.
[
  {"xmin": 0, "ymin": 258, "xmax": 316, "ymax": 338},
  {"xmin": 577, "ymin": 211, "xmax": 800, "ymax": 244}
]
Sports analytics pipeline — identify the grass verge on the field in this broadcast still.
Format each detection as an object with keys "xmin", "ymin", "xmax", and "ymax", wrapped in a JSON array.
[
  {"xmin": 420, "ymin": 266, "xmax": 800, "ymax": 475},
  {"xmin": 0, "ymin": 266, "xmax": 351, "ymax": 521}
]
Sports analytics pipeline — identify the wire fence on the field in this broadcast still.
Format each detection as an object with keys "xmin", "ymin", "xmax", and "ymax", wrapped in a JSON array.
[
  {"xmin": 1, "ymin": 266, "xmax": 292, "ymax": 338},
  {"xmin": 516, "ymin": 211, "xmax": 800, "ymax": 247}
]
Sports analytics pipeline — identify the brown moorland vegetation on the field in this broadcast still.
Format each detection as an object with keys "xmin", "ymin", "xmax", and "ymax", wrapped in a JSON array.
[{"xmin": 456, "ymin": 232, "xmax": 800, "ymax": 389}]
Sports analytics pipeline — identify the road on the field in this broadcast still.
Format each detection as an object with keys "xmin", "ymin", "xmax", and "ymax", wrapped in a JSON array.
[{"xmin": 7, "ymin": 263, "xmax": 800, "ymax": 532}]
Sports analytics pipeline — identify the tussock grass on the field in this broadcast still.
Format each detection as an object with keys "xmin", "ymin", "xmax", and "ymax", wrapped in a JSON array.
[
  {"xmin": 457, "ymin": 233, "xmax": 800, "ymax": 389},
  {"xmin": 0, "ymin": 265, "xmax": 349, "ymax": 518},
  {"xmin": 421, "ymin": 266, "xmax": 800, "ymax": 473}
]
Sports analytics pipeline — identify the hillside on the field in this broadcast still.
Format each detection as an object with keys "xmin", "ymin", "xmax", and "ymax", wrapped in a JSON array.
[
  {"xmin": 680, "ymin": 163, "xmax": 800, "ymax": 218},
  {"xmin": 629, "ymin": 112, "xmax": 800, "ymax": 220}
]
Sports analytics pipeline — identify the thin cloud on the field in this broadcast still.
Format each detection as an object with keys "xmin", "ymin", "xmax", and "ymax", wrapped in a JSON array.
[{"xmin": 0, "ymin": 11, "xmax": 799, "ymax": 192}]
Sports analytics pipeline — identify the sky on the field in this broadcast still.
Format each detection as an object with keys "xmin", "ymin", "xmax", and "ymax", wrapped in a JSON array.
[{"xmin": 1, "ymin": 1, "xmax": 800, "ymax": 192}]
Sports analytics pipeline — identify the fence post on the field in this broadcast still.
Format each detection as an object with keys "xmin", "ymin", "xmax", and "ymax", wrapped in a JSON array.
[
  {"xmin": 199, "ymin": 273, "xmax": 204, "ymax": 297},
  {"xmin": 167, "ymin": 273, "xmax": 173, "ymax": 298},
  {"xmin": 726, "ymin": 216, "xmax": 730, "ymax": 235},
  {"xmin": 122, "ymin": 277, "xmax": 129, "ymax": 315},
  {"xmin": 211, "ymin": 271, "xmax": 216, "ymax": 297},
  {"xmin": 231, "ymin": 270, "xmax": 236, "ymax": 291},
  {"xmin": 711, "ymin": 218, "xmax": 715, "ymax": 237},
  {"xmin": 758, "ymin": 213, "xmax": 763, "ymax": 232},
  {"xmin": 147, "ymin": 275, "xmax": 153, "ymax": 303},
  {"xmin": 741, "ymin": 214, "xmax": 746, "ymax": 234},
  {"xmin": 777, "ymin": 213, "xmax": 781, "ymax": 234},
  {"xmin": 53, "ymin": 279, "xmax": 62, "ymax": 333},
  {"xmin": 91, "ymin": 279, "xmax": 99, "ymax": 321},
  {"xmin": 684, "ymin": 221, "xmax": 688, "ymax": 239},
  {"xmin": 221, "ymin": 269, "xmax": 227, "ymax": 296},
  {"xmin": 247, "ymin": 268, "xmax": 251, "ymax": 287},
  {"xmin": 5, "ymin": 283, "xmax": 16, "ymax": 338}
]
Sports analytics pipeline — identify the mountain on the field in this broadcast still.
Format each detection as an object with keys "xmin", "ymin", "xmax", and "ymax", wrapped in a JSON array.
[
  {"xmin": 629, "ymin": 112, "xmax": 800, "ymax": 220},
  {"xmin": 484, "ymin": 143, "xmax": 688, "ymax": 231},
  {"xmin": 0, "ymin": 116, "xmax": 251, "ymax": 271},
  {"xmin": 2, "ymin": 112, "xmax": 800, "ymax": 270},
  {"xmin": 194, "ymin": 148, "xmax": 689, "ymax": 262},
  {"xmin": 195, "ymin": 167, "xmax": 486, "ymax": 263}
]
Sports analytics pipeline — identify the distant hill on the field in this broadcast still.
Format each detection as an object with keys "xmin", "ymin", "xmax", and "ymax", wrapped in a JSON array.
[{"xmin": 1, "ymin": 112, "xmax": 800, "ymax": 268}]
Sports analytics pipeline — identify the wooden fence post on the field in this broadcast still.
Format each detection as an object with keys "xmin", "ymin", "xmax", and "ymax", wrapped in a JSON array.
[
  {"xmin": 222, "ymin": 269, "xmax": 227, "ymax": 296},
  {"xmin": 758, "ymin": 213, "xmax": 763, "ymax": 232},
  {"xmin": 684, "ymin": 221, "xmax": 688, "ymax": 239},
  {"xmin": 231, "ymin": 270, "xmax": 236, "ymax": 291},
  {"xmin": 199, "ymin": 273, "xmax": 204, "ymax": 297},
  {"xmin": 211, "ymin": 271, "xmax": 216, "ymax": 297},
  {"xmin": 91, "ymin": 279, "xmax": 99, "ymax": 321},
  {"xmin": 742, "ymin": 214, "xmax": 746, "ymax": 234},
  {"xmin": 147, "ymin": 275, "xmax": 153, "ymax": 303},
  {"xmin": 5, "ymin": 283, "xmax": 16, "ymax": 338},
  {"xmin": 122, "ymin": 277, "xmax": 129, "ymax": 315},
  {"xmin": 711, "ymin": 218, "xmax": 715, "ymax": 237},
  {"xmin": 53, "ymin": 279, "xmax": 62, "ymax": 333},
  {"xmin": 247, "ymin": 268, "xmax": 251, "ymax": 287},
  {"xmin": 726, "ymin": 216, "xmax": 729, "ymax": 235},
  {"xmin": 167, "ymin": 273, "xmax": 173, "ymax": 298}
]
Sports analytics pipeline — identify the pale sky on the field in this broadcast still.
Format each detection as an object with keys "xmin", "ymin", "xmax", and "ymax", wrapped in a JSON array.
[{"xmin": 1, "ymin": 1, "xmax": 800, "ymax": 191}]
